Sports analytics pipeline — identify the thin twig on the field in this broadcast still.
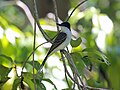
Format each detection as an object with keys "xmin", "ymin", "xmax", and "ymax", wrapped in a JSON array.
[
  {"xmin": 36, "ymin": 21, "xmax": 51, "ymax": 42},
  {"xmin": 52, "ymin": 0, "xmax": 60, "ymax": 32},
  {"xmin": 22, "ymin": 42, "xmax": 48, "ymax": 71},
  {"xmin": 33, "ymin": 1, "xmax": 37, "ymax": 88},
  {"xmin": 32, "ymin": 19, "xmax": 36, "ymax": 90},
  {"xmin": 72, "ymin": 81, "xmax": 75, "ymax": 90},
  {"xmin": 66, "ymin": 0, "xmax": 88, "ymax": 21},
  {"xmin": 73, "ymin": 72, "xmax": 83, "ymax": 90},
  {"xmin": 65, "ymin": 63, "xmax": 75, "ymax": 82},
  {"xmin": 62, "ymin": 50, "xmax": 86, "ymax": 90},
  {"xmin": 61, "ymin": 50, "xmax": 82, "ymax": 89},
  {"xmin": 65, "ymin": 71, "xmax": 71, "ymax": 89},
  {"xmin": 60, "ymin": 51, "xmax": 71, "ymax": 89},
  {"xmin": 33, "ymin": 0, "xmax": 38, "ymax": 88}
]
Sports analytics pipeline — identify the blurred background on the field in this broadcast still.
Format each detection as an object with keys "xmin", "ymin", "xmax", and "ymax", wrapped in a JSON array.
[{"xmin": 0, "ymin": 0, "xmax": 120, "ymax": 90}]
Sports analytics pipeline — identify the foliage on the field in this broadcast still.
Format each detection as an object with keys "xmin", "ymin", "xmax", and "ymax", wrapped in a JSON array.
[{"xmin": 0, "ymin": 0, "xmax": 120, "ymax": 90}]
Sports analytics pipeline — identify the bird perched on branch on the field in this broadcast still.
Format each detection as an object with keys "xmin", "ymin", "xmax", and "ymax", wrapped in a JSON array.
[{"xmin": 39, "ymin": 22, "xmax": 72, "ymax": 71}]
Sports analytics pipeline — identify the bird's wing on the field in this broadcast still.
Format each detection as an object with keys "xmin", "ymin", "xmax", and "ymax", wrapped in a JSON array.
[
  {"xmin": 39, "ymin": 32, "xmax": 67, "ymax": 70},
  {"xmin": 48, "ymin": 32, "xmax": 67, "ymax": 54}
]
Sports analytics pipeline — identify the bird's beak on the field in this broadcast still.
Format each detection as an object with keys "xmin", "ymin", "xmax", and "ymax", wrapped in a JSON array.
[{"xmin": 57, "ymin": 23, "xmax": 62, "ymax": 26}]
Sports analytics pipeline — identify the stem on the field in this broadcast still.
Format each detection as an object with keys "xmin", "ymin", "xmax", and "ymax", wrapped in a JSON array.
[
  {"xmin": 22, "ymin": 42, "xmax": 48, "ymax": 71},
  {"xmin": 33, "ymin": 0, "xmax": 37, "ymax": 89},
  {"xmin": 32, "ymin": 19, "xmax": 36, "ymax": 90}
]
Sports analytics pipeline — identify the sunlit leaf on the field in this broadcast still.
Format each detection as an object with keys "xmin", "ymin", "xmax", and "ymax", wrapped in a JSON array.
[
  {"xmin": 0, "ymin": 54, "xmax": 13, "ymax": 63},
  {"xmin": 0, "ymin": 16, "xmax": 8, "ymax": 29},
  {"xmin": 10, "ymin": 25, "xmax": 23, "ymax": 36},
  {"xmin": 39, "ymin": 19, "xmax": 47, "ymax": 25},
  {"xmin": 0, "ymin": 54, "xmax": 14, "ymax": 67},
  {"xmin": 1, "ymin": 35, "xmax": 9, "ymax": 48},
  {"xmin": 70, "ymin": 37, "xmax": 82, "ymax": 47}
]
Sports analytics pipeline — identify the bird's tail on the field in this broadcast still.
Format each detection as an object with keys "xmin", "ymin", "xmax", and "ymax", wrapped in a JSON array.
[{"xmin": 39, "ymin": 53, "xmax": 49, "ymax": 72}]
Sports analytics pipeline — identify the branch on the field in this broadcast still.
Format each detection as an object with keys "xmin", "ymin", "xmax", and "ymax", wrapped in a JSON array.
[
  {"xmin": 52, "ymin": 0, "xmax": 60, "ymax": 32},
  {"xmin": 32, "ymin": 0, "xmax": 51, "ymax": 42},
  {"xmin": 66, "ymin": 0, "xmax": 88, "ymax": 21},
  {"xmin": 60, "ymin": 51, "xmax": 71, "ymax": 89}
]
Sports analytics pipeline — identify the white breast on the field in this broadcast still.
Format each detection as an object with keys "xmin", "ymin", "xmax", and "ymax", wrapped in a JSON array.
[
  {"xmin": 51, "ymin": 26, "xmax": 72, "ymax": 54},
  {"xmin": 55, "ymin": 27, "xmax": 71, "ymax": 51}
]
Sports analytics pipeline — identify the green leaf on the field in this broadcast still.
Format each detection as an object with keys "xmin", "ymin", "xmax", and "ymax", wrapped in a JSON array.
[
  {"xmin": 0, "ymin": 77, "xmax": 10, "ymax": 87},
  {"xmin": 45, "ymin": 30, "xmax": 57, "ymax": 39},
  {"xmin": 23, "ymin": 77, "xmax": 35, "ymax": 90},
  {"xmin": 0, "ymin": 54, "xmax": 14, "ymax": 68},
  {"xmin": 0, "ymin": 65, "xmax": 11, "ymax": 88},
  {"xmin": 22, "ymin": 72, "xmax": 44, "ymax": 90},
  {"xmin": 10, "ymin": 25, "xmax": 23, "ymax": 36},
  {"xmin": 70, "ymin": 52, "xmax": 85, "ymax": 76},
  {"xmin": 0, "ymin": 54, "xmax": 13, "ymax": 63},
  {"xmin": 82, "ymin": 48, "xmax": 110, "ymax": 65},
  {"xmin": 95, "ymin": 51, "xmax": 110, "ymax": 66},
  {"xmin": 22, "ymin": 71, "xmax": 43, "ymax": 81},
  {"xmin": 12, "ymin": 78, "xmax": 21, "ymax": 90},
  {"xmin": 0, "ymin": 16, "xmax": 9, "ymax": 29},
  {"xmin": 0, "ymin": 65, "xmax": 12, "ymax": 77},
  {"xmin": 35, "ymin": 72, "xmax": 43, "ymax": 81},
  {"xmin": 82, "ymin": 56, "xmax": 92, "ymax": 71},
  {"xmin": 87, "ymin": 78, "xmax": 104, "ymax": 87},
  {"xmin": 42, "ymin": 78, "xmax": 57, "ymax": 90},
  {"xmin": 28, "ymin": 61, "xmax": 41, "ymax": 71},
  {"xmin": 36, "ymin": 79, "xmax": 46, "ymax": 90},
  {"xmin": 22, "ymin": 72, "xmax": 33, "ymax": 79},
  {"xmin": 1, "ymin": 36, "xmax": 9, "ymax": 48},
  {"xmin": 70, "ymin": 37, "xmax": 82, "ymax": 47}
]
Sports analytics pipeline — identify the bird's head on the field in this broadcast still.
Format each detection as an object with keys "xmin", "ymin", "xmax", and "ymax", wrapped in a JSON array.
[{"xmin": 57, "ymin": 22, "xmax": 70, "ymax": 30}]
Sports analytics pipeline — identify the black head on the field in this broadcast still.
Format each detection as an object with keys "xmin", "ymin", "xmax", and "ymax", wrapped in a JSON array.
[{"xmin": 57, "ymin": 22, "xmax": 70, "ymax": 29}]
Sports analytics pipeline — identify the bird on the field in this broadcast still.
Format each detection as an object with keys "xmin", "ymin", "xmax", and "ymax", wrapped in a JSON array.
[{"xmin": 39, "ymin": 22, "xmax": 72, "ymax": 71}]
